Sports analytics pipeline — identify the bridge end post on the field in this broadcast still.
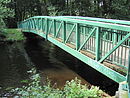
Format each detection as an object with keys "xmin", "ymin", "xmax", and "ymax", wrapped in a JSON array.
[
  {"xmin": 115, "ymin": 81, "xmax": 128, "ymax": 98},
  {"xmin": 126, "ymin": 47, "xmax": 130, "ymax": 98},
  {"xmin": 45, "ymin": 18, "xmax": 48, "ymax": 40},
  {"xmin": 116, "ymin": 47, "xmax": 130, "ymax": 98}
]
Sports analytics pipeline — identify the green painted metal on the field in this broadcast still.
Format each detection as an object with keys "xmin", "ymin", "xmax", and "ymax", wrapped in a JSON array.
[
  {"xmin": 45, "ymin": 18, "xmax": 48, "ymax": 39},
  {"xmin": 48, "ymin": 20, "xmax": 53, "ymax": 34},
  {"xmin": 99, "ymin": 33, "xmax": 130, "ymax": 63},
  {"xmin": 55, "ymin": 21, "xmax": 63, "ymax": 38},
  {"xmin": 53, "ymin": 19, "xmax": 56, "ymax": 36},
  {"xmin": 60, "ymin": 16, "xmax": 130, "ymax": 26},
  {"xmin": 127, "ymin": 47, "xmax": 130, "ymax": 96},
  {"xmin": 62, "ymin": 21, "xmax": 66, "ymax": 43},
  {"xmin": 20, "ymin": 16, "xmax": 130, "ymax": 68},
  {"xmin": 65, "ymin": 24, "xmax": 76, "ymax": 43},
  {"xmin": 23, "ymin": 16, "xmax": 130, "ymax": 32},
  {"xmin": 78, "ymin": 27, "xmax": 96, "ymax": 51},
  {"xmin": 18, "ymin": 16, "xmax": 130, "ymax": 93},
  {"xmin": 76, "ymin": 23, "xmax": 80, "ymax": 50},
  {"xmin": 95, "ymin": 27, "xmax": 101, "ymax": 61}
]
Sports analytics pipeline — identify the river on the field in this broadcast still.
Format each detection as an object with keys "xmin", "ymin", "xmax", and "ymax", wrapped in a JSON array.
[{"xmin": 0, "ymin": 33, "xmax": 118, "ymax": 96}]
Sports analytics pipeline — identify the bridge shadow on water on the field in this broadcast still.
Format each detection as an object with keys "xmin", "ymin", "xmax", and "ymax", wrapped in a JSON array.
[{"xmin": 24, "ymin": 33, "xmax": 118, "ymax": 96}]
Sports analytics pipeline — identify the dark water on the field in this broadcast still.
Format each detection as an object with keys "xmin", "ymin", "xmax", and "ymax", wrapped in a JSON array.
[
  {"xmin": 0, "ymin": 42, "xmax": 33, "ymax": 96},
  {"xmin": 0, "ymin": 33, "xmax": 118, "ymax": 96}
]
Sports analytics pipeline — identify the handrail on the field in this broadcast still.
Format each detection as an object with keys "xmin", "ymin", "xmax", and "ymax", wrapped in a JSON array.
[
  {"xmin": 21, "ymin": 16, "xmax": 130, "ymax": 32},
  {"xmin": 58, "ymin": 16, "xmax": 130, "ymax": 26}
]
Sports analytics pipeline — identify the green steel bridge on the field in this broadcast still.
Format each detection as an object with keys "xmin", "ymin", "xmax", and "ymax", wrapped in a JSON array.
[{"xmin": 18, "ymin": 16, "xmax": 130, "ymax": 96}]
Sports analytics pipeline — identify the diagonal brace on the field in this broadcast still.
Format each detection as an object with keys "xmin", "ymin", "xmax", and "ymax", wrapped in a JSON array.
[
  {"xmin": 65, "ymin": 24, "xmax": 76, "ymax": 43},
  {"xmin": 48, "ymin": 20, "xmax": 53, "ymax": 34},
  {"xmin": 78, "ymin": 27, "xmax": 96, "ymax": 51},
  {"xmin": 99, "ymin": 33, "xmax": 130, "ymax": 63},
  {"xmin": 42, "ymin": 18, "xmax": 47, "ymax": 31},
  {"xmin": 55, "ymin": 21, "xmax": 63, "ymax": 38}
]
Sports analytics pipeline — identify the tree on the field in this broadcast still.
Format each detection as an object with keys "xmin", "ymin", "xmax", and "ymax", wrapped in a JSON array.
[
  {"xmin": 4, "ymin": 0, "xmax": 130, "ymax": 28},
  {"xmin": 0, "ymin": 0, "xmax": 14, "ymax": 30}
]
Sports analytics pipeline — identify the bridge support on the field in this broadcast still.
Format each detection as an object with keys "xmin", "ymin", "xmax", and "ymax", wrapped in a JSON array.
[
  {"xmin": 115, "ymin": 81, "xmax": 128, "ymax": 98},
  {"xmin": 116, "ymin": 47, "xmax": 130, "ymax": 98},
  {"xmin": 126, "ymin": 47, "xmax": 130, "ymax": 98}
]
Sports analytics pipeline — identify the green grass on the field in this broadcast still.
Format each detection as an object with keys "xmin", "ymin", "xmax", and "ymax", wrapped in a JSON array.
[{"xmin": 1, "ymin": 29, "xmax": 25, "ymax": 41}]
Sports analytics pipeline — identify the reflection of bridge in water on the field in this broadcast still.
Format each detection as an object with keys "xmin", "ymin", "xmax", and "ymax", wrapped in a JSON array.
[{"xmin": 18, "ymin": 16, "xmax": 130, "ymax": 96}]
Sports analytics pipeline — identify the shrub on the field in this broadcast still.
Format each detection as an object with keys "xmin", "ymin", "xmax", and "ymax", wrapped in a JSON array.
[{"xmin": 11, "ymin": 69, "xmax": 103, "ymax": 98}]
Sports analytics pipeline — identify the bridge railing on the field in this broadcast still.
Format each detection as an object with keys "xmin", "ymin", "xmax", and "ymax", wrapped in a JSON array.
[
  {"xmin": 59, "ymin": 16, "xmax": 130, "ymax": 25},
  {"xmin": 59, "ymin": 16, "xmax": 130, "ymax": 69},
  {"xmin": 19, "ymin": 16, "xmax": 130, "ymax": 74}
]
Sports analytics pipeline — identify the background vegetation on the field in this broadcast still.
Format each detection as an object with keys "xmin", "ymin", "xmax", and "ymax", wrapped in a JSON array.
[{"xmin": 1, "ymin": 0, "xmax": 130, "ymax": 29}]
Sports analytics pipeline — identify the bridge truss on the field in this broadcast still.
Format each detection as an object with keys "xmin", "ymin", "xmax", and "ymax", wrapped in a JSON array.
[{"xmin": 18, "ymin": 16, "xmax": 130, "ymax": 96}]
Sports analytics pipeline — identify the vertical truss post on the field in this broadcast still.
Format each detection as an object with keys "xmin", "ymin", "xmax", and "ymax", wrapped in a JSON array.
[
  {"xmin": 32, "ymin": 20, "xmax": 34, "ymax": 29},
  {"xmin": 29, "ymin": 19, "xmax": 32, "ymax": 29},
  {"xmin": 45, "ymin": 18, "xmax": 48, "ymax": 40},
  {"xmin": 95, "ymin": 27, "xmax": 101, "ymax": 61},
  {"xmin": 41, "ymin": 18, "xmax": 43, "ymax": 31},
  {"xmin": 33, "ymin": 19, "xmax": 36, "ymax": 29},
  {"xmin": 53, "ymin": 19, "xmax": 56, "ymax": 37},
  {"xmin": 76, "ymin": 23, "xmax": 80, "ymax": 50},
  {"xmin": 29, "ymin": 20, "xmax": 31, "ymax": 30},
  {"xmin": 31, "ymin": 19, "xmax": 33, "ymax": 29},
  {"xmin": 28, "ymin": 21, "xmax": 29, "ymax": 29},
  {"xmin": 62, "ymin": 21, "xmax": 66, "ymax": 43},
  {"xmin": 35, "ymin": 19, "xmax": 37, "ymax": 30},
  {"xmin": 36, "ymin": 18, "xmax": 39, "ymax": 30}
]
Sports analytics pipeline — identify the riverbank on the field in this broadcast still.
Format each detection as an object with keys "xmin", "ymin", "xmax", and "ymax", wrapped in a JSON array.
[{"xmin": 0, "ymin": 29, "xmax": 25, "ymax": 43}]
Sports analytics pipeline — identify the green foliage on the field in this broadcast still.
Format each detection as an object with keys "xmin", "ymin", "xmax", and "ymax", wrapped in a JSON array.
[
  {"xmin": 47, "ymin": 6, "xmax": 58, "ymax": 16},
  {"xmin": 1, "ymin": 29, "xmax": 25, "ymax": 41},
  {"xmin": 4, "ymin": 0, "xmax": 130, "ymax": 28},
  {"xmin": 64, "ymin": 79, "xmax": 102, "ymax": 98},
  {"xmin": 0, "ymin": 0, "xmax": 14, "ymax": 30},
  {"xmin": 110, "ymin": 0, "xmax": 130, "ymax": 20},
  {"xmin": 11, "ymin": 69, "xmax": 103, "ymax": 98}
]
